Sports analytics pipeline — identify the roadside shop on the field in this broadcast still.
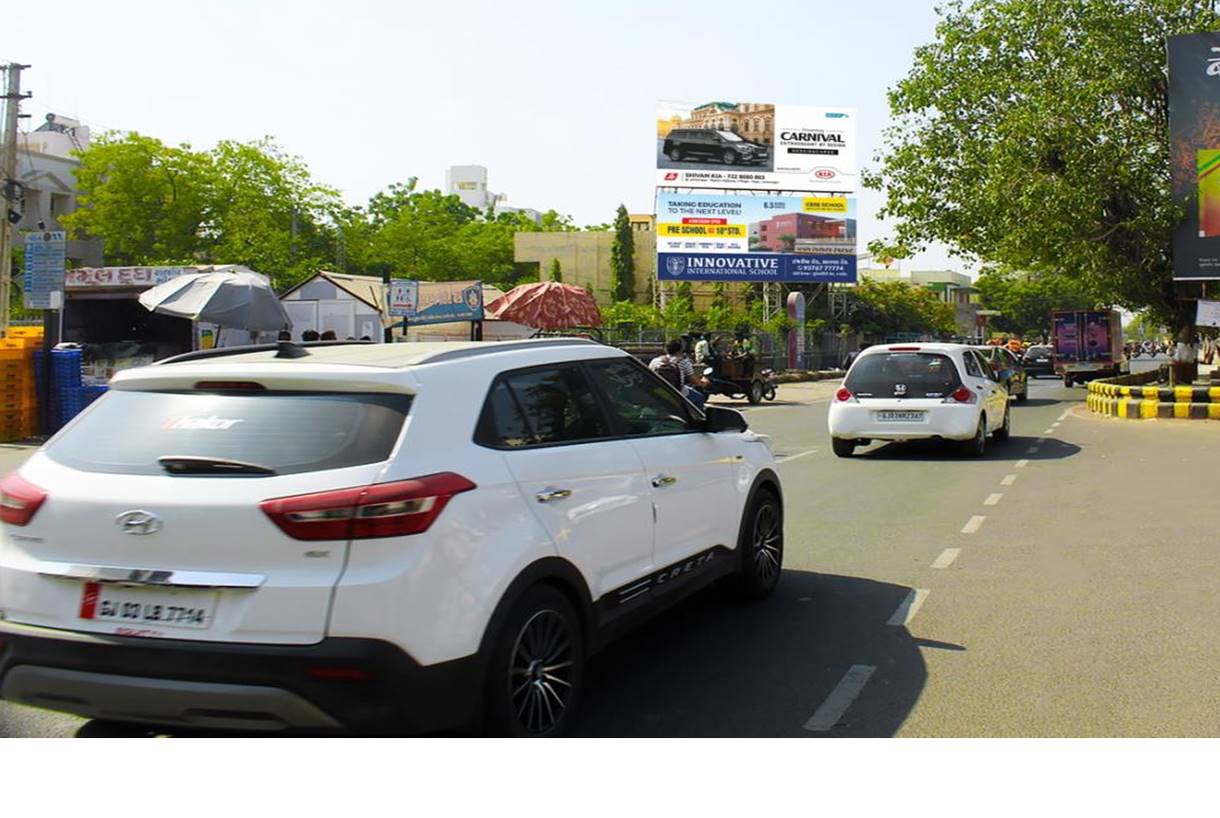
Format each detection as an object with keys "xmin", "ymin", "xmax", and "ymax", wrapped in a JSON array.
[
  {"xmin": 278, "ymin": 271, "xmax": 389, "ymax": 341},
  {"xmin": 61, "ymin": 265, "xmax": 270, "ymax": 384}
]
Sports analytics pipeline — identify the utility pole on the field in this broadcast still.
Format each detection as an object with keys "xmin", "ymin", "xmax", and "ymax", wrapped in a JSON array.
[{"xmin": 0, "ymin": 63, "xmax": 32, "ymax": 338}]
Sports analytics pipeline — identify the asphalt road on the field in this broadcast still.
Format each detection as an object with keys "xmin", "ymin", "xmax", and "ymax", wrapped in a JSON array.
[{"xmin": 4, "ymin": 376, "xmax": 1220, "ymax": 737}]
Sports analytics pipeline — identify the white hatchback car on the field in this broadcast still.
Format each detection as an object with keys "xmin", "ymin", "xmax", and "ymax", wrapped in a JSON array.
[
  {"xmin": 827, "ymin": 343, "xmax": 1010, "ymax": 458},
  {"xmin": 0, "ymin": 339, "xmax": 782, "ymax": 736}
]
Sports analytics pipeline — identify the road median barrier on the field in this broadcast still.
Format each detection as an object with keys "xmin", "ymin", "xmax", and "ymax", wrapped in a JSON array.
[{"xmin": 1087, "ymin": 368, "xmax": 1220, "ymax": 419}]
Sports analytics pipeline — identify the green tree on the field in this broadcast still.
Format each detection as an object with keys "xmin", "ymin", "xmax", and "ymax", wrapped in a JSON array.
[
  {"xmin": 548, "ymin": 257, "xmax": 562, "ymax": 283},
  {"xmin": 610, "ymin": 204, "xmax": 635, "ymax": 302},
  {"xmin": 865, "ymin": 0, "xmax": 1219, "ymax": 332},
  {"xmin": 62, "ymin": 132, "xmax": 214, "ymax": 265},
  {"xmin": 205, "ymin": 138, "xmax": 344, "ymax": 289},
  {"xmin": 778, "ymin": 234, "xmax": 796, "ymax": 253},
  {"xmin": 848, "ymin": 279, "xmax": 957, "ymax": 338},
  {"xmin": 974, "ymin": 267, "xmax": 1094, "ymax": 339}
]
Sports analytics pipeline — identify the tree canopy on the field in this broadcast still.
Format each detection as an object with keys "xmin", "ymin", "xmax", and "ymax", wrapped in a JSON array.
[
  {"xmin": 847, "ymin": 279, "xmax": 958, "ymax": 339},
  {"xmin": 62, "ymin": 132, "xmax": 590, "ymax": 291},
  {"xmin": 866, "ymin": 0, "xmax": 1220, "ymax": 330},
  {"xmin": 973, "ymin": 268, "xmax": 1094, "ymax": 338}
]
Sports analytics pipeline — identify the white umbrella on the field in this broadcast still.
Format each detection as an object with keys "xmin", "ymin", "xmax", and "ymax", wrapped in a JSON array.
[{"xmin": 139, "ymin": 271, "xmax": 291, "ymax": 332}]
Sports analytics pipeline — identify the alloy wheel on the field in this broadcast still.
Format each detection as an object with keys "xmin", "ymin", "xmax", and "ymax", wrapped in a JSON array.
[
  {"xmin": 508, "ymin": 609, "xmax": 576, "ymax": 735},
  {"xmin": 723, "ymin": 150, "xmax": 737, "ymax": 165},
  {"xmin": 752, "ymin": 503, "xmax": 782, "ymax": 583}
]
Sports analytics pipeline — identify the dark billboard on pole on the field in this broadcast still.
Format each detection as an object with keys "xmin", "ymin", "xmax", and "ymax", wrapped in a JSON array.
[{"xmin": 1169, "ymin": 32, "xmax": 1220, "ymax": 280}]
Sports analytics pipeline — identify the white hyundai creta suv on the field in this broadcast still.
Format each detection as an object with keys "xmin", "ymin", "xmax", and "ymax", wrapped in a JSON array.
[{"xmin": 0, "ymin": 339, "xmax": 783, "ymax": 736}]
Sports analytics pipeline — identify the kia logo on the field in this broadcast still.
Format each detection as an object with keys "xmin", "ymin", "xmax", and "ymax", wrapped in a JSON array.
[
  {"xmin": 664, "ymin": 172, "xmax": 678, "ymax": 181},
  {"xmin": 115, "ymin": 510, "xmax": 163, "ymax": 536},
  {"xmin": 814, "ymin": 169, "xmax": 836, "ymax": 180}
]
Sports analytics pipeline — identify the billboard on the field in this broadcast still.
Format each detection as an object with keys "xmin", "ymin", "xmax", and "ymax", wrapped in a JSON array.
[
  {"xmin": 406, "ymin": 280, "xmax": 484, "ymax": 326},
  {"xmin": 1169, "ymin": 32, "xmax": 1220, "ymax": 280},
  {"xmin": 656, "ymin": 101, "xmax": 856, "ymax": 192},
  {"xmin": 656, "ymin": 192, "xmax": 857, "ymax": 283}
]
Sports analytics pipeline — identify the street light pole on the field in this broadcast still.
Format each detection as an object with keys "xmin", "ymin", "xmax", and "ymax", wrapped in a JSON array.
[{"xmin": 0, "ymin": 63, "xmax": 33, "ymax": 338}]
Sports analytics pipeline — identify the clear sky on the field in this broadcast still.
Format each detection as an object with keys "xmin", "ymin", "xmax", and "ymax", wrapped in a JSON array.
[{"xmin": 1, "ymin": 0, "xmax": 968, "ymax": 273}]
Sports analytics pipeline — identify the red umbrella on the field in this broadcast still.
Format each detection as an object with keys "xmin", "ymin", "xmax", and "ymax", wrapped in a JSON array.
[{"xmin": 484, "ymin": 281, "xmax": 602, "ymax": 330}]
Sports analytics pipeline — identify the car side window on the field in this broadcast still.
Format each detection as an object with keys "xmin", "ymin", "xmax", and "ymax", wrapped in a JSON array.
[
  {"xmin": 962, "ymin": 351, "xmax": 983, "ymax": 379},
  {"xmin": 586, "ymin": 359, "xmax": 692, "ymax": 437},
  {"xmin": 495, "ymin": 366, "xmax": 611, "ymax": 447}
]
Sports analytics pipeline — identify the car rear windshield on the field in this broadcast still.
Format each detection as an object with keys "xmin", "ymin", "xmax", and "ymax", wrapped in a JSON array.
[
  {"xmin": 1025, "ymin": 346, "xmax": 1052, "ymax": 358},
  {"xmin": 844, "ymin": 352, "xmax": 962, "ymax": 399},
  {"xmin": 44, "ymin": 390, "xmax": 412, "ymax": 476}
]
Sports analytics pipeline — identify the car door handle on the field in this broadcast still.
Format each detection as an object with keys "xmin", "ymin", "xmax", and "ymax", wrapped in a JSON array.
[
  {"xmin": 652, "ymin": 474, "xmax": 678, "ymax": 488},
  {"xmin": 535, "ymin": 488, "xmax": 572, "ymax": 503}
]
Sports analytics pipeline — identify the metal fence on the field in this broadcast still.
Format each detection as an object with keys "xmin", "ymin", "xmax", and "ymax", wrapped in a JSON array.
[{"xmin": 596, "ymin": 325, "xmax": 861, "ymax": 372}]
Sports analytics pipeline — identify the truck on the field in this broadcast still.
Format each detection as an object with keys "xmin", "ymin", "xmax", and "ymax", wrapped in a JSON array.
[{"xmin": 1051, "ymin": 309, "xmax": 1125, "ymax": 387}]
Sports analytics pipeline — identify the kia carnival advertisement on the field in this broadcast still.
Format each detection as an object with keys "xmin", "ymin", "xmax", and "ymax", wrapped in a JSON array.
[{"xmin": 656, "ymin": 100, "xmax": 857, "ymax": 192}]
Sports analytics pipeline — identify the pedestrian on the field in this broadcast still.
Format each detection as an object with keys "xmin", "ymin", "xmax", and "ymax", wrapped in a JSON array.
[
  {"xmin": 650, "ymin": 338, "xmax": 707, "ymax": 409},
  {"xmin": 841, "ymin": 342, "xmax": 868, "ymax": 372},
  {"xmin": 277, "ymin": 330, "xmax": 291, "ymax": 341},
  {"xmin": 302, "ymin": 329, "xmax": 320, "ymax": 342},
  {"xmin": 1171, "ymin": 328, "xmax": 1197, "ymax": 386},
  {"xmin": 320, "ymin": 330, "xmax": 337, "ymax": 341},
  {"xmin": 693, "ymin": 333, "xmax": 711, "ymax": 367}
]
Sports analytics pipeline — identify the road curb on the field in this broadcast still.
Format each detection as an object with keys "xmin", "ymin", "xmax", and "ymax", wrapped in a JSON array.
[{"xmin": 1087, "ymin": 371, "xmax": 1220, "ymax": 420}]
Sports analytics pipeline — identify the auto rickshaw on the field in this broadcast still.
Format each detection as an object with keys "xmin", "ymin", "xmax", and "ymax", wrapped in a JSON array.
[{"xmin": 693, "ymin": 331, "xmax": 777, "ymax": 404}]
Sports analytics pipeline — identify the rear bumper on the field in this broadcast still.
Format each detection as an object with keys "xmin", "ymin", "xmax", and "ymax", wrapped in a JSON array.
[
  {"xmin": 0, "ymin": 619, "xmax": 483, "ymax": 735},
  {"xmin": 828, "ymin": 403, "xmax": 980, "ymax": 442}
]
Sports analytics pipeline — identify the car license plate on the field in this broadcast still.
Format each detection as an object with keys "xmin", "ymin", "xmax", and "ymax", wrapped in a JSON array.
[
  {"xmin": 78, "ymin": 582, "xmax": 217, "ymax": 630},
  {"xmin": 877, "ymin": 410, "xmax": 925, "ymax": 422},
  {"xmin": 1036, "ymin": 358, "xmax": 1048, "ymax": 363}
]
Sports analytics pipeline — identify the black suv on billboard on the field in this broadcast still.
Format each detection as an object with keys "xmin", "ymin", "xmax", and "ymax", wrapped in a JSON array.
[{"xmin": 662, "ymin": 129, "xmax": 768, "ymax": 166}]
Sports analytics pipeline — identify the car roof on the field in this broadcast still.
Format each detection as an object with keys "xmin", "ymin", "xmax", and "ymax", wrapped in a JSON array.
[{"xmin": 157, "ymin": 338, "xmax": 614, "ymax": 370}]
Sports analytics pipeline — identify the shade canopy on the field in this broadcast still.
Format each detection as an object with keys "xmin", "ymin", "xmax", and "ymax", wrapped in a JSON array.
[
  {"xmin": 484, "ymin": 281, "xmax": 602, "ymax": 330},
  {"xmin": 138, "ymin": 271, "xmax": 292, "ymax": 332}
]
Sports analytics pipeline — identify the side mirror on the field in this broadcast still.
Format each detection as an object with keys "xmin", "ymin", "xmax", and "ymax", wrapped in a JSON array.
[{"xmin": 703, "ymin": 405, "xmax": 748, "ymax": 433}]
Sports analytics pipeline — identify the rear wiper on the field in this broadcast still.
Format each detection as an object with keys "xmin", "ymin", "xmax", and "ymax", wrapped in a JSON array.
[{"xmin": 158, "ymin": 456, "xmax": 277, "ymax": 476}]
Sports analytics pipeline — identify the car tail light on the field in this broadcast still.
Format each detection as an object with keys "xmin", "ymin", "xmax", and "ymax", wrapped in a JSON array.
[
  {"xmin": 194, "ymin": 381, "xmax": 266, "ymax": 391},
  {"xmin": 835, "ymin": 387, "xmax": 854, "ymax": 402},
  {"xmin": 261, "ymin": 472, "xmax": 476, "ymax": 541},
  {"xmin": 0, "ymin": 473, "xmax": 47, "ymax": 526},
  {"xmin": 945, "ymin": 385, "xmax": 976, "ymax": 404}
]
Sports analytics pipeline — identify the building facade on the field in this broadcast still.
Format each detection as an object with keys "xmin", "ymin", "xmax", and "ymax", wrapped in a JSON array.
[
  {"xmin": 752, "ymin": 212, "xmax": 848, "ymax": 252},
  {"xmin": 678, "ymin": 102, "xmax": 774, "ymax": 146},
  {"xmin": 514, "ymin": 216, "xmax": 656, "ymax": 305},
  {"xmin": 15, "ymin": 114, "xmax": 103, "ymax": 266},
  {"xmin": 445, "ymin": 165, "xmax": 497, "ymax": 210}
]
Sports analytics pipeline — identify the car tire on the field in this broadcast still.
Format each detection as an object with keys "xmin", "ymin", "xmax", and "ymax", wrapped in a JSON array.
[
  {"xmin": 668, "ymin": 147, "xmax": 683, "ymax": 162},
  {"xmin": 730, "ymin": 489, "xmax": 783, "ymax": 600},
  {"xmin": 962, "ymin": 416, "xmax": 986, "ymax": 457},
  {"xmin": 484, "ymin": 585, "xmax": 584, "ymax": 738},
  {"xmin": 764, "ymin": 385, "xmax": 777, "ymax": 401},
  {"xmin": 1063, "ymin": 374, "xmax": 1074, "ymax": 387},
  {"xmin": 993, "ymin": 405, "xmax": 1011, "ymax": 442},
  {"xmin": 722, "ymin": 150, "xmax": 737, "ymax": 165},
  {"xmin": 748, "ymin": 380, "xmax": 764, "ymax": 404},
  {"xmin": 832, "ymin": 438, "xmax": 855, "ymax": 458}
]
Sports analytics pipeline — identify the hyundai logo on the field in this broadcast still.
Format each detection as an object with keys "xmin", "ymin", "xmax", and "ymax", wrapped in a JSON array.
[{"xmin": 115, "ymin": 510, "xmax": 163, "ymax": 536}]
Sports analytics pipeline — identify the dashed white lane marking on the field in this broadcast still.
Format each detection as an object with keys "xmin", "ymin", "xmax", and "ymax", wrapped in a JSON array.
[
  {"xmin": 1001, "ymin": 474, "xmax": 1017, "ymax": 486},
  {"xmin": 1058, "ymin": 411, "xmax": 1070, "ymax": 421},
  {"xmin": 887, "ymin": 588, "xmax": 930, "ymax": 626},
  {"xmin": 984, "ymin": 493, "xmax": 1003, "ymax": 506},
  {"xmin": 931, "ymin": 548, "xmax": 961, "ymax": 569},
  {"xmin": 803, "ymin": 664, "xmax": 877, "ymax": 732},
  {"xmin": 777, "ymin": 448, "xmax": 818, "ymax": 464},
  {"xmin": 961, "ymin": 515, "xmax": 986, "ymax": 534},
  {"xmin": 1051, "ymin": 422, "xmax": 1061, "ymax": 428},
  {"xmin": 1042, "ymin": 429, "xmax": 1054, "ymax": 435},
  {"xmin": 1027, "ymin": 446, "xmax": 1040, "ymax": 454},
  {"xmin": 1015, "ymin": 459, "xmax": 1030, "ymax": 468}
]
